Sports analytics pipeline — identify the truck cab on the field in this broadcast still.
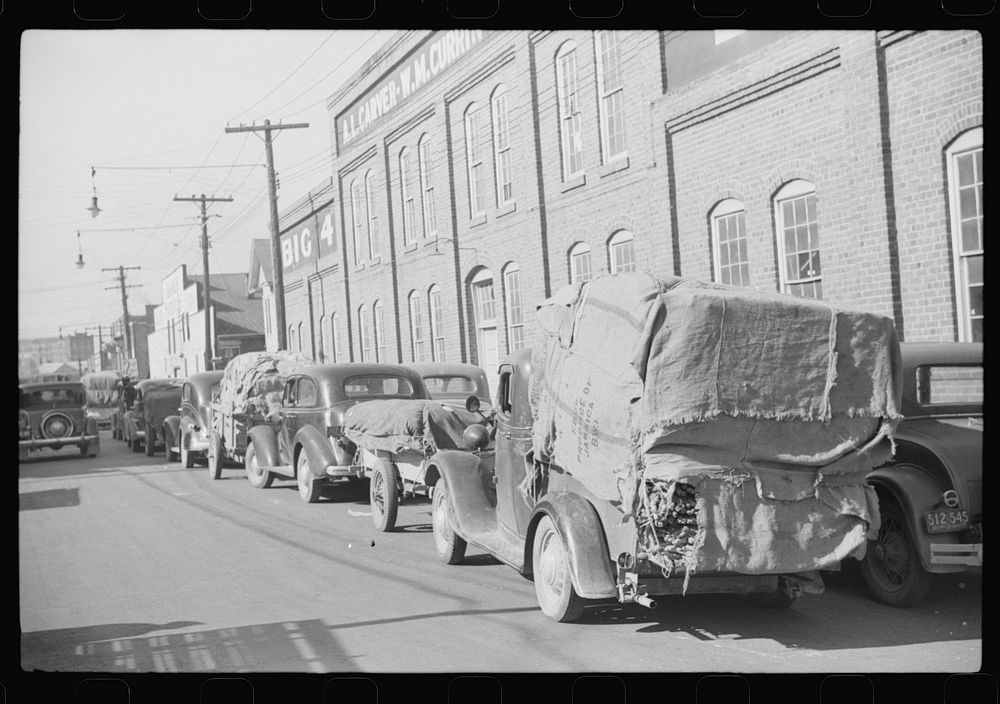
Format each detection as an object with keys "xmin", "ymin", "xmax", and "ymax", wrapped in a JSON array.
[{"xmin": 429, "ymin": 349, "xmax": 797, "ymax": 622}]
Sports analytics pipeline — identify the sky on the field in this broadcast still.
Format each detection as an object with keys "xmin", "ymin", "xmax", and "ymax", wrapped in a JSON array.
[{"xmin": 18, "ymin": 29, "xmax": 389, "ymax": 341}]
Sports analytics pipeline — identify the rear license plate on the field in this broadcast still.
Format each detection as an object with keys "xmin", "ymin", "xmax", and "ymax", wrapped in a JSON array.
[{"xmin": 925, "ymin": 508, "xmax": 969, "ymax": 534}]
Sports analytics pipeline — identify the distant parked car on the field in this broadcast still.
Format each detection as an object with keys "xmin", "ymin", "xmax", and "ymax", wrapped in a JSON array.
[
  {"xmin": 408, "ymin": 362, "xmax": 492, "ymax": 411},
  {"xmin": 80, "ymin": 371, "xmax": 121, "ymax": 431},
  {"xmin": 862, "ymin": 342, "xmax": 983, "ymax": 606},
  {"xmin": 19, "ymin": 381, "xmax": 100, "ymax": 460},
  {"xmin": 122, "ymin": 379, "xmax": 183, "ymax": 454},
  {"xmin": 162, "ymin": 371, "xmax": 224, "ymax": 466},
  {"xmin": 245, "ymin": 363, "xmax": 428, "ymax": 503}
]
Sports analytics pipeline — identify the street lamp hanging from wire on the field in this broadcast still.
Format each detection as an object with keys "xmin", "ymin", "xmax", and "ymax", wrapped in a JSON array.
[{"xmin": 87, "ymin": 166, "xmax": 101, "ymax": 218}]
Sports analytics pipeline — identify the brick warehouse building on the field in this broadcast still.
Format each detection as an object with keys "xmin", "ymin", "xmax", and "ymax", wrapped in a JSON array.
[{"xmin": 269, "ymin": 29, "xmax": 982, "ymax": 392}]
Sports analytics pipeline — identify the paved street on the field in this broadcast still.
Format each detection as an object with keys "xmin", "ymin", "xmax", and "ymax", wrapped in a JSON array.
[{"xmin": 19, "ymin": 431, "xmax": 982, "ymax": 674}]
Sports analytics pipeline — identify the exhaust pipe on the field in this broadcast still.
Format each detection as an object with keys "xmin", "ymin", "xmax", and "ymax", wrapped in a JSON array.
[{"xmin": 634, "ymin": 594, "xmax": 657, "ymax": 609}]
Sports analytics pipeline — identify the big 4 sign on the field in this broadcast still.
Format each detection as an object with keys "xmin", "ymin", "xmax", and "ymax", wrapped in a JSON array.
[{"xmin": 280, "ymin": 209, "xmax": 336, "ymax": 274}]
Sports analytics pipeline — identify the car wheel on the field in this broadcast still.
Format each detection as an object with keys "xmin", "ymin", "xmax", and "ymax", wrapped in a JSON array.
[
  {"xmin": 131, "ymin": 432, "xmax": 142, "ymax": 453},
  {"xmin": 296, "ymin": 450, "xmax": 322, "ymax": 503},
  {"xmin": 206, "ymin": 431, "xmax": 224, "ymax": 480},
  {"xmin": 145, "ymin": 425, "xmax": 156, "ymax": 456},
  {"xmin": 532, "ymin": 515, "xmax": 586, "ymax": 622},
  {"xmin": 431, "ymin": 479, "xmax": 467, "ymax": 565},
  {"xmin": 180, "ymin": 433, "xmax": 195, "ymax": 469},
  {"xmin": 244, "ymin": 443, "xmax": 275, "ymax": 489},
  {"xmin": 370, "ymin": 460, "xmax": 399, "ymax": 532},
  {"xmin": 79, "ymin": 442, "xmax": 89, "ymax": 456},
  {"xmin": 861, "ymin": 497, "xmax": 934, "ymax": 607},
  {"xmin": 164, "ymin": 425, "xmax": 178, "ymax": 461}
]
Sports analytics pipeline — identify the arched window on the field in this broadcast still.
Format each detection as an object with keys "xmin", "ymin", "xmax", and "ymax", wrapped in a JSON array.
[
  {"xmin": 373, "ymin": 300, "xmax": 386, "ymax": 362},
  {"xmin": 608, "ymin": 230, "xmax": 636, "ymax": 274},
  {"xmin": 594, "ymin": 30, "xmax": 626, "ymax": 162},
  {"xmin": 947, "ymin": 128, "xmax": 983, "ymax": 341},
  {"xmin": 418, "ymin": 135, "xmax": 437, "ymax": 238},
  {"xmin": 428, "ymin": 284, "xmax": 445, "ymax": 361},
  {"xmin": 318, "ymin": 314, "xmax": 327, "ymax": 362},
  {"xmin": 555, "ymin": 41, "xmax": 584, "ymax": 180},
  {"xmin": 491, "ymin": 84, "xmax": 513, "ymax": 206},
  {"xmin": 399, "ymin": 147, "xmax": 416, "ymax": 245},
  {"xmin": 465, "ymin": 103, "xmax": 488, "ymax": 218},
  {"xmin": 358, "ymin": 306, "xmax": 371, "ymax": 362},
  {"xmin": 568, "ymin": 242, "xmax": 593, "ymax": 284},
  {"xmin": 350, "ymin": 178, "xmax": 364, "ymax": 266},
  {"xmin": 710, "ymin": 199, "xmax": 750, "ymax": 287},
  {"xmin": 503, "ymin": 262, "xmax": 525, "ymax": 352},
  {"xmin": 409, "ymin": 291, "xmax": 427, "ymax": 362},
  {"xmin": 330, "ymin": 313, "xmax": 340, "ymax": 363},
  {"xmin": 365, "ymin": 170, "xmax": 379, "ymax": 259},
  {"xmin": 470, "ymin": 267, "xmax": 499, "ymax": 391},
  {"xmin": 774, "ymin": 180, "xmax": 821, "ymax": 299}
]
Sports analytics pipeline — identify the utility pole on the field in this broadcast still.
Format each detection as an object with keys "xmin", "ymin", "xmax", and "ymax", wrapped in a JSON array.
[
  {"xmin": 103, "ymin": 265, "xmax": 141, "ymax": 366},
  {"xmin": 174, "ymin": 194, "xmax": 233, "ymax": 371},
  {"xmin": 224, "ymin": 119, "xmax": 309, "ymax": 351}
]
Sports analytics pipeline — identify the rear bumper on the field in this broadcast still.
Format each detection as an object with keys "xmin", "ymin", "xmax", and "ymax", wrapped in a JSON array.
[
  {"xmin": 325, "ymin": 464, "xmax": 366, "ymax": 479},
  {"xmin": 20, "ymin": 434, "xmax": 100, "ymax": 450},
  {"xmin": 930, "ymin": 542, "xmax": 983, "ymax": 567},
  {"xmin": 186, "ymin": 435, "xmax": 210, "ymax": 453}
]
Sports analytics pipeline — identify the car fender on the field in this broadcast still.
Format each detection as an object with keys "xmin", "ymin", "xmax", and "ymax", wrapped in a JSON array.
[
  {"xmin": 247, "ymin": 425, "xmax": 281, "ymax": 468},
  {"xmin": 294, "ymin": 425, "xmax": 337, "ymax": 479},
  {"xmin": 867, "ymin": 465, "xmax": 966, "ymax": 573},
  {"xmin": 433, "ymin": 449, "xmax": 497, "ymax": 540},
  {"xmin": 526, "ymin": 492, "xmax": 617, "ymax": 599},
  {"xmin": 179, "ymin": 415, "xmax": 198, "ymax": 447}
]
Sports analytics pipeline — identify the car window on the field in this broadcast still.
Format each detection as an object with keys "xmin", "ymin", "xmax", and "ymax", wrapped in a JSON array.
[
  {"xmin": 21, "ymin": 387, "xmax": 86, "ymax": 408},
  {"xmin": 916, "ymin": 364, "xmax": 983, "ymax": 406},
  {"xmin": 284, "ymin": 378, "xmax": 298, "ymax": 407},
  {"xmin": 344, "ymin": 375, "xmax": 416, "ymax": 399},
  {"xmin": 496, "ymin": 370, "xmax": 513, "ymax": 418},
  {"xmin": 423, "ymin": 375, "xmax": 477, "ymax": 397},
  {"xmin": 182, "ymin": 384, "xmax": 192, "ymax": 402},
  {"xmin": 297, "ymin": 378, "xmax": 318, "ymax": 407}
]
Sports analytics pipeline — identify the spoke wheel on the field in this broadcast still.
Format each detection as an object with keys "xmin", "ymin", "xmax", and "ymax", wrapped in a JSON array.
[
  {"xmin": 431, "ymin": 480, "xmax": 466, "ymax": 564},
  {"xmin": 532, "ymin": 515, "xmax": 586, "ymax": 622},
  {"xmin": 244, "ymin": 443, "xmax": 275, "ymax": 489},
  {"xmin": 207, "ymin": 431, "xmax": 224, "ymax": 480},
  {"xmin": 861, "ymin": 497, "xmax": 933, "ymax": 607},
  {"xmin": 297, "ymin": 451, "xmax": 322, "ymax": 503},
  {"xmin": 370, "ymin": 460, "xmax": 399, "ymax": 532}
]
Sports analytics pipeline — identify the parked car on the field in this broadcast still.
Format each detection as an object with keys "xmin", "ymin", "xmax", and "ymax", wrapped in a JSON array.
[
  {"xmin": 80, "ymin": 371, "xmax": 121, "ymax": 431},
  {"xmin": 861, "ymin": 342, "xmax": 983, "ymax": 606},
  {"xmin": 408, "ymin": 362, "xmax": 492, "ymax": 411},
  {"xmin": 208, "ymin": 351, "xmax": 314, "ymax": 480},
  {"xmin": 162, "ymin": 371, "xmax": 224, "ymax": 466},
  {"xmin": 121, "ymin": 378, "xmax": 183, "ymax": 454},
  {"xmin": 245, "ymin": 363, "xmax": 429, "ymax": 503},
  {"xmin": 19, "ymin": 381, "xmax": 100, "ymax": 460}
]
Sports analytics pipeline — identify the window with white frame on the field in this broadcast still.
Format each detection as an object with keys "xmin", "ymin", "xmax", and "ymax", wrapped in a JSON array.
[
  {"xmin": 297, "ymin": 322, "xmax": 304, "ymax": 355},
  {"xmin": 288, "ymin": 324, "xmax": 295, "ymax": 352},
  {"xmin": 711, "ymin": 199, "xmax": 750, "ymax": 287},
  {"xmin": 409, "ymin": 291, "xmax": 427, "ymax": 362},
  {"xmin": 569, "ymin": 242, "xmax": 593, "ymax": 284},
  {"xmin": 365, "ymin": 171, "xmax": 379, "ymax": 259},
  {"xmin": 470, "ymin": 268, "xmax": 499, "ymax": 386},
  {"xmin": 429, "ymin": 284, "xmax": 445, "ymax": 361},
  {"xmin": 358, "ymin": 306, "xmax": 372, "ymax": 362},
  {"xmin": 330, "ymin": 313, "xmax": 341, "ymax": 363},
  {"xmin": 373, "ymin": 301, "xmax": 386, "ymax": 362},
  {"xmin": 556, "ymin": 42, "xmax": 584, "ymax": 179},
  {"xmin": 418, "ymin": 135, "xmax": 437, "ymax": 237},
  {"xmin": 594, "ymin": 30, "xmax": 627, "ymax": 162},
  {"xmin": 491, "ymin": 85, "xmax": 513, "ymax": 206},
  {"xmin": 350, "ymin": 179, "xmax": 364, "ymax": 266},
  {"xmin": 465, "ymin": 104, "xmax": 488, "ymax": 218},
  {"xmin": 947, "ymin": 128, "xmax": 983, "ymax": 342},
  {"xmin": 503, "ymin": 263, "xmax": 525, "ymax": 352},
  {"xmin": 608, "ymin": 230, "xmax": 636, "ymax": 273},
  {"xmin": 774, "ymin": 180, "xmax": 821, "ymax": 299},
  {"xmin": 400, "ymin": 148, "xmax": 416, "ymax": 245}
]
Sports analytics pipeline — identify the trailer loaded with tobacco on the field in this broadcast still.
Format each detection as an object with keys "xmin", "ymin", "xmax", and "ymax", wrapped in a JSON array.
[{"xmin": 429, "ymin": 271, "xmax": 903, "ymax": 621}]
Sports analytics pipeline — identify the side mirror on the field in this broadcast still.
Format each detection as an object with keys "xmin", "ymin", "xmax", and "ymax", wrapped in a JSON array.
[
  {"xmin": 465, "ymin": 395, "xmax": 480, "ymax": 413},
  {"xmin": 463, "ymin": 423, "xmax": 490, "ymax": 451}
]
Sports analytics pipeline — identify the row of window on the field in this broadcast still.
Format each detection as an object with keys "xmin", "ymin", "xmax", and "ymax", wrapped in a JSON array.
[
  {"xmin": 568, "ymin": 230, "xmax": 637, "ymax": 284},
  {"xmin": 165, "ymin": 313, "xmax": 191, "ymax": 356}
]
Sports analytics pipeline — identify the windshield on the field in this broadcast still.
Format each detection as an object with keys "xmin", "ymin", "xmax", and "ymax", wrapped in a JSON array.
[
  {"xmin": 21, "ymin": 386, "xmax": 86, "ymax": 410},
  {"xmin": 422, "ymin": 375, "xmax": 480, "ymax": 399},
  {"xmin": 343, "ymin": 375, "xmax": 417, "ymax": 399}
]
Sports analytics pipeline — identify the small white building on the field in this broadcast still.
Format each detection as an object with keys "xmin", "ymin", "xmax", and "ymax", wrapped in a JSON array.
[
  {"xmin": 147, "ymin": 264, "xmax": 266, "ymax": 378},
  {"xmin": 248, "ymin": 239, "xmax": 279, "ymax": 353}
]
